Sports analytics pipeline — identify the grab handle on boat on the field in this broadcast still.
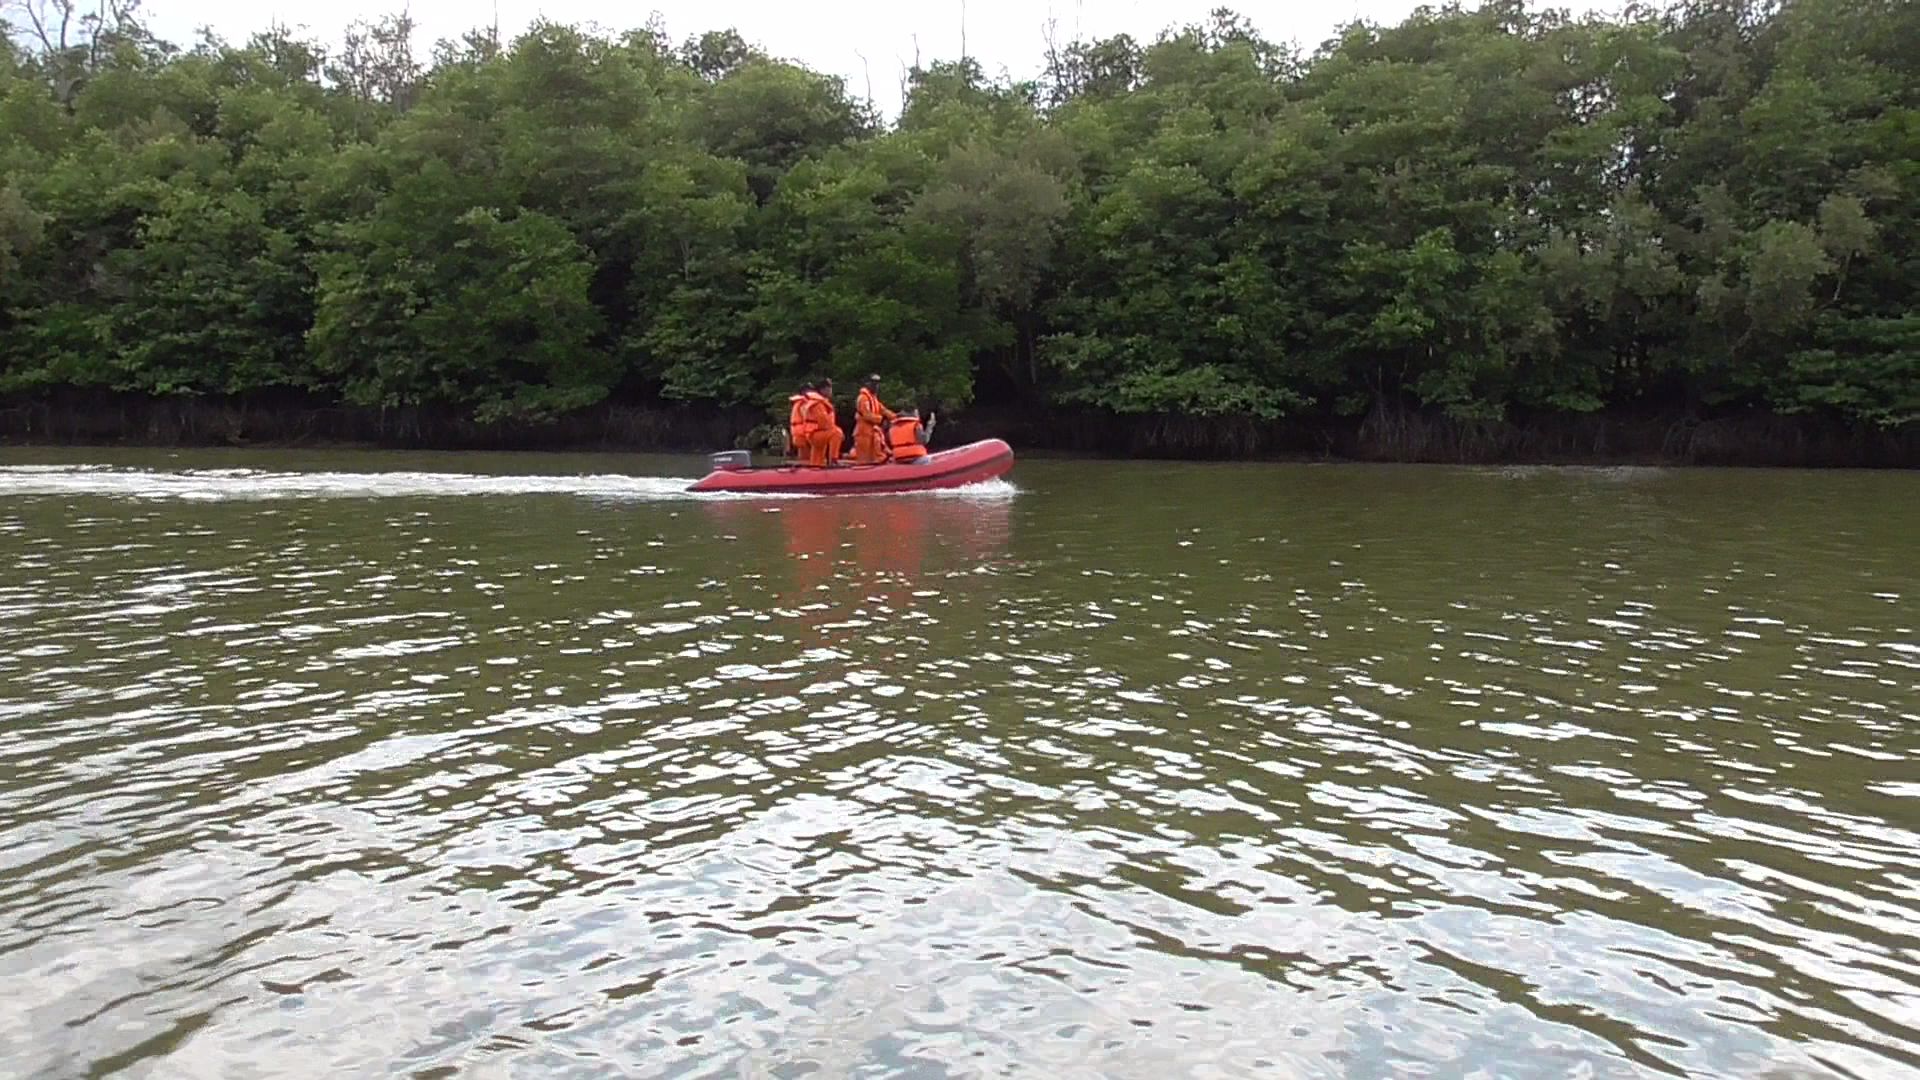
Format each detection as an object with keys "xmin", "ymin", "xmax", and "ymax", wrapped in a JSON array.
[{"xmin": 709, "ymin": 450, "xmax": 751, "ymax": 471}]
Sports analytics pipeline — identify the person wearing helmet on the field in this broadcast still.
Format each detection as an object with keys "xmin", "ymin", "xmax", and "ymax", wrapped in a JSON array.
[{"xmin": 851, "ymin": 373, "xmax": 896, "ymax": 464}]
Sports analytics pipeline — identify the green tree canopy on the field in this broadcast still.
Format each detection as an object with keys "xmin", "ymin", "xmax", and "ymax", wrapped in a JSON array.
[{"xmin": 0, "ymin": 0, "xmax": 1912, "ymax": 436}]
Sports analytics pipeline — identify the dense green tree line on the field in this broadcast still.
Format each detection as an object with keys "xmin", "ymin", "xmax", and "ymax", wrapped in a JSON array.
[{"xmin": 1, "ymin": 0, "xmax": 1914, "ymax": 443}]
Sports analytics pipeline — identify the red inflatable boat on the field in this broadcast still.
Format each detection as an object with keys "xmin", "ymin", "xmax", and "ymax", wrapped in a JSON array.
[{"xmin": 687, "ymin": 439, "xmax": 1015, "ymax": 495}]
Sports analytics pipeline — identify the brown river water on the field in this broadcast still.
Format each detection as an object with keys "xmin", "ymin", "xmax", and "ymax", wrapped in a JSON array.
[{"xmin": 0, "ymin": 448, "xmax": 1915, "ymax": 1078}]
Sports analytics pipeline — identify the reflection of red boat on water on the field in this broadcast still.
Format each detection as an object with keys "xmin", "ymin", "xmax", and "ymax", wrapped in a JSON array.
[
  {"xmin": 686, "ymin": 439, "xmax": 1014, "ymax": 495},
  {"xmin": 700, "ymin": 488, "xmax": 1013, "ymax": 563},
  {"xmin": 699, "ymin": 485, "xmax": 1014, "ymax": 613}
]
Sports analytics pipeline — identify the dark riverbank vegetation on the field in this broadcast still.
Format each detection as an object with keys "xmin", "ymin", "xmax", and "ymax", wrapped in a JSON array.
[{"xmin": 1, "ymin": 0, "xmax": 1915, "ymax": 464}]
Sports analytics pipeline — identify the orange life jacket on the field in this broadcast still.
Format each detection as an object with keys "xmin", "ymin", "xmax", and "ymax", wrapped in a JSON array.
[
  {"xmin": 804, "ymin": 391, "xmax": 838, "ymax": 430},
  {"xmin": 856, "ymin": 386, "xmax": 891, "ymax": 427},
  {"xmin": 787, "ymin": 394, "xmax": 814, "ymax": 441},
  {"xmin": 887, "ymin": 415, "xmax": 927, "ymax": 461}
]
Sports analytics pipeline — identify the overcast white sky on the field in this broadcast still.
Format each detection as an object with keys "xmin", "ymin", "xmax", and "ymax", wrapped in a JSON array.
[{"xmin": 138, "ymin": 0, "xmax": 1620, "ymax": 119}]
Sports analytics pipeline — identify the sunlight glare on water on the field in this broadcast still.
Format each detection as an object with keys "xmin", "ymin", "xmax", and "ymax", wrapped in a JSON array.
[{"xmin": 0, "ymin": 447, "xmax": 1915, "ymax": 1078}]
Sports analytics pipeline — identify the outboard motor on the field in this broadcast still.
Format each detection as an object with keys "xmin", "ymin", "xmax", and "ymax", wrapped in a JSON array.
[{"xmin": 708, "ymin": 450, "xmax": 752, "ymax": 472}]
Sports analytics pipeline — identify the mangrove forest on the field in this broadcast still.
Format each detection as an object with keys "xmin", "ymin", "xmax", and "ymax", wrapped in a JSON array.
[{"xmin": 0, "ymin": 0, "xmax": 1915, "ymax": 462}]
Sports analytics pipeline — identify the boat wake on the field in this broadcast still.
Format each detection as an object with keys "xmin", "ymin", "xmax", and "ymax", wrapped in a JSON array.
[{"xmin": 0, "ymin": 465, "xmax": 1019, "ymax": 503}]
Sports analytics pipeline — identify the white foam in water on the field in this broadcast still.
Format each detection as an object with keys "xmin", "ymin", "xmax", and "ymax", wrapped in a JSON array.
[
  {"xmin": 0, "ymin": 465, "xmax": 1020, "ymax": 502},
  {"xmin": 916, "ymin": 478, "xmax": 1019, "ymax": 500}
]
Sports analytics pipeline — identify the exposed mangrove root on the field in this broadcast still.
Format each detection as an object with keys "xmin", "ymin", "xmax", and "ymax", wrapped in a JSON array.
[{"xmin": 2, "ymin": 395, "xmax": 1911, "ymax": 468}]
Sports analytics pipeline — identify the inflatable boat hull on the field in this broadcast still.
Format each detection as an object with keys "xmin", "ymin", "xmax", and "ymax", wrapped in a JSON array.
[{"xmin": 688, "ymin": 439, "xmax": 1014, "ymax": 495}]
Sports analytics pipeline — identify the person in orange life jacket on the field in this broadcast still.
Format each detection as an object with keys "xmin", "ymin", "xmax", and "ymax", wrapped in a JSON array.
[
  {"xmin": 786, "ymin": 380, "xmax": 816, "ymax": 460},
  {"xmin": 886, "ymin": 410, "xmax": 931, "ymax": 463},
  {"xmin": 851, "ymin": 373, "xmax": 895, "ymax": 465},
  {"xmin": 803, "ymin": 378, "xmax": 843, "ymax": 467}
]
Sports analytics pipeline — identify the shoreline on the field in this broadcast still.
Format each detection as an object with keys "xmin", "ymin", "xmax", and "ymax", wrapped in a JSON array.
[{"xmin": 1, "ymin": 396, "xmax": 1913, "ymax": 470}]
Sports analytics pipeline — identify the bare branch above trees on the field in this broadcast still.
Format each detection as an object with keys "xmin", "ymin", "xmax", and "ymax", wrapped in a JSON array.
[
  {"xmin": 1, "ymin": 0, "xmax": 71, "ymax": 55},
  {"xmin": 3, "ymin": 0, "xmax": 154, "ymax": 105},
  {"xmin": 325, "ymin": 10, "xmax": 421, "ymax": 109}
]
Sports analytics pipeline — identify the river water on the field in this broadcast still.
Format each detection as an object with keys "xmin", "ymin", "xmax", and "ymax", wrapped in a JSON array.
[{"xmin": 0, "ymin": 448, "xmax": 1914, "ymax": 1078}]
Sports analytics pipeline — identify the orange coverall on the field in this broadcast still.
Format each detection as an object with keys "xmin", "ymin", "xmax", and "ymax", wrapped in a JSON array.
[
  {"xmin": 803, "ymin": 391, "xmax": 843, "ymax": 466},
  {"xmin": 786, "ymin": 393, "xmax": 813, "ymax": 459},
  {"xmin": 852, "ymin": 386, "xmax": 895, "ymax": 464}
]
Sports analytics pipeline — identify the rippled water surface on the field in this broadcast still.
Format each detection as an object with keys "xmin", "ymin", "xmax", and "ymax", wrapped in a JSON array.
[{"xmin": 1, "ymin": 448, "xmax": 1916, "ymax": 1078}]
